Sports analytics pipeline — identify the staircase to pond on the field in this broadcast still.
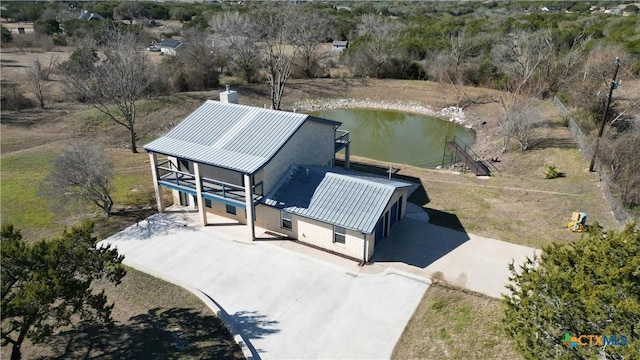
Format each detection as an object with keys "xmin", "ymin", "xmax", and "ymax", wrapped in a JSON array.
[{"xmin": 444, "ymin": 136, "xmax": 493, "ymax": 176}]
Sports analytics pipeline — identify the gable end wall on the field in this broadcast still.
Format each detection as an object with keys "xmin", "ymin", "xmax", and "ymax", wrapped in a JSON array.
[{"xmin": 261, "ymin": 120, "xmax": 335, "ymax": 194}]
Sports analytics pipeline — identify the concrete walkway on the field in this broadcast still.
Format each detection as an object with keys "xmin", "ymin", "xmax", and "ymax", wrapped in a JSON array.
[{"xmin": 100, "ymin": 210, "xmax": 430, "ymax": 360}]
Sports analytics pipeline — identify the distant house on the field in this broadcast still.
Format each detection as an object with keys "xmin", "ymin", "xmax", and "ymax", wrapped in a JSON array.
[
  {"xmin": 332, "ymin": 40, "xmax": 349, "ymax": 52},
  {"xmin": 78, "ymin": 9, "xmax": 105, "ymax": 21},
  {"xmin": 158, "ymin": 39, "xmax": 183, "ymax": 56},
  {"xmin": 143, "ymin": 88, "xmax": 416, "ymax": 263}
]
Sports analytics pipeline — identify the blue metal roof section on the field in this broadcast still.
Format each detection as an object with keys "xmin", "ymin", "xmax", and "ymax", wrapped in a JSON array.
[
  {"xmin": 144, "ymin": 101, "xmax": 340, "ymax": 174},
  {"xmin": 262, "ymin": 165, "xmax": 416, "ymax": 234}
]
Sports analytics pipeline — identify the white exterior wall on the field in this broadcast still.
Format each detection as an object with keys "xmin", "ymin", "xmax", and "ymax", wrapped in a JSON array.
[
  {"xmin": 255, "ymin": 205, "xmax": 367, "ymax": 261},
  {"xmin": 204, "ymin": 200, "xmax": 247, "ymax": 224},
  {"xmin": 261, "ymin": 120, "xmax": 335, "ymax": 194},
  {"xmin": 199, "ymin": 164, "xmax": 244, "ymax": 186}
]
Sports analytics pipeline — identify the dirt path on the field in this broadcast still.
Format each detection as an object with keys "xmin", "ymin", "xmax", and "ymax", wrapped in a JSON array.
[{"xmin": 419, "ymin": 177, "xmax": 585, "ymax": 197}]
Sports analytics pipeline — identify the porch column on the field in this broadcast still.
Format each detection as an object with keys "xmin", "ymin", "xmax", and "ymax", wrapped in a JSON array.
[
  {"xmin": 149, "ymin": 152, "xmax": 164, "ymax": 213},
  {"xmin": 244, "ymin": 174, "xmax": 255, "ymax": 241},
  {"xmin": 193, "ymin": 163, "xmax": 207, "ymax": 226},
  {"xmin": 344, "ymin": 143, "xmax": 351, "ymax": 170}
]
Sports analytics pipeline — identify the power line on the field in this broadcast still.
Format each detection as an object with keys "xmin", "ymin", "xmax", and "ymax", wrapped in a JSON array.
[{"xmin": 619, "ymin": 63, "xmax": 640, "ymax": 82}]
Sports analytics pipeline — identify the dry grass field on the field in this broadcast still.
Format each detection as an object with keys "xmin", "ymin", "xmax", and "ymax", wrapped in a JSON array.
[
  {"xmin": 392, "ymin": 283, "xmax": 520, "ymax": 360},
  {"xmin": 1, "ymin": 44, "xmax": 629, "ymax": 359}
]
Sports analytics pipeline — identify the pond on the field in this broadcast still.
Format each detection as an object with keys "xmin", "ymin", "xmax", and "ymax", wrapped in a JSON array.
[{"xmin": 311, "ymin": 108, "xmax": 476, "ymax": 168}]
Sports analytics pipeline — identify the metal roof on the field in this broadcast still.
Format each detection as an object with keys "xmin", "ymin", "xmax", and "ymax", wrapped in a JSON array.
[
  {"xmin": 262, "ymin": 165, "xmax": 415, "ymax": 234},
  {"xmin": 144, "ymin": 101, "xmax": 340, "ymax": 174},
  {"xmin": 159, "ymin": 39, "xmax": 183, "ymax": 49}
]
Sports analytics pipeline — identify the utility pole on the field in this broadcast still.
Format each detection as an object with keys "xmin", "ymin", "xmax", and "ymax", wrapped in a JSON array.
[{"xmin": 589, "ymin": 57, "xmax": 620, "ymax": 172}]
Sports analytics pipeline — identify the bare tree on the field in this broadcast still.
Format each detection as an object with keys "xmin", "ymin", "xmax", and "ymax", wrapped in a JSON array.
[
  {"xmin": 600, "ymin": 131, "xmax": 640, "ymax": 208},
  {"xmin": 209, "ymin": 12, "xmax": 261, "ymax": 84},
  {"xmin": 25, "ymin": 56, "xmax": 45, "ymax": 109},
  {"xmin": 540, "ymin": 33, "xmax": 592, "ymax": 97},
  {"xmin": 252, "ymin": 6, "xmax": 301, "ymax": 110},
  {"xmin": 24, "ymin": 53, "xmax": 57, "ymax": 109},
  {"xmin": 212, "ymin": 7, "xmax": 326, "ymax": 109},
  {"xmin": 39, "ymin": 143, "xmax": 115, "ymax": 216},
  {"xmin": 347, "ymin": 14, "xmax": 405, "ymax": 78},
  {"xmin": 489, "ymin": 30, "xmax": 554, "ymax": 151},
  {"xmin": 566, "ymin": 43, "xmax": 630, "ymax": 114},
  {"xmin": 445, "ymin": 28, "xmax": 479, "ymax": 86},
  {"xmin": 495, "ymin": 95, "xmax": 539, "ymax": 151},
  {"xmin": 493, "ymin": 30, "xmax": 554, "ymax": 96},
  {"xmin": 60, "ymin": 28, "xmax": 151, "ymax": 153},
  {"xmin": 173, "ymin": 28, "xmax": 221, "ymax": 91},
  {"xmin": 294, "ymin": 12, "xmax": 331, "ymax": 78}
]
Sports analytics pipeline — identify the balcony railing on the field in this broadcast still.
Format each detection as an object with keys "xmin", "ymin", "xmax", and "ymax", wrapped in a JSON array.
[
  {"xmin": 335, "ymin": 129, "xmax": 350, "ymax": 151},
  {"xmin": 156, "ymin": 160, "xmax": 261, "ymax": 206}
]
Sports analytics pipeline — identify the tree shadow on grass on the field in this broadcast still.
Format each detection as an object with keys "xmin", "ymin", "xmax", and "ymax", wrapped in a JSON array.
[
  {"xmin": 40, "ymin": 307, "xmax": 244, "ymax": 360},
  {"xmin": 93, "ymin": 208, "xmax": 158, "ymax": 240},
  {"xmin": 531, "ymin": 136, "xmax": 577, "ymax": 150}
]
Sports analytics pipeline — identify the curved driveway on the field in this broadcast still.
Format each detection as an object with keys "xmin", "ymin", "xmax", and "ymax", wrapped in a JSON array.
[{"xmin": 101, "ymin": 211, "xmax": 430, "ymax": 360}]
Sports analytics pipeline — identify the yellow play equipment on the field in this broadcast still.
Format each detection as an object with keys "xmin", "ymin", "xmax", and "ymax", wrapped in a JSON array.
[{"xmin": 567, "ymin": 212, "xmax": 587, "ymax": 232}]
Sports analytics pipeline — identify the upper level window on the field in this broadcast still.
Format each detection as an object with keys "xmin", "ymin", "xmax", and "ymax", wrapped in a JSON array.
[
  {"xmin": 281, "ymin": 211, "xmax": 292, "ymax": 231},
  {"xmin": 334, "ymin": 226, "xmax": 346, "ymax": 244},
  {"xmin": 226, "ymin": 204, "xmax": 236, "ymax": 215}
]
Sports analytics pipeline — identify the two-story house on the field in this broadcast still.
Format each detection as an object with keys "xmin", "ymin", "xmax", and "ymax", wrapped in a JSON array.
[{"xmin": 143, "ymin": 88, "xmax": 415, "ymax": 263}]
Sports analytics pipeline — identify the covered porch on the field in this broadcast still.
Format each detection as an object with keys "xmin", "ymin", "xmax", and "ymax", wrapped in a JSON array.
[{"xmin": 149, "ymin": 153, "xmax": 260, "ymax": 239}]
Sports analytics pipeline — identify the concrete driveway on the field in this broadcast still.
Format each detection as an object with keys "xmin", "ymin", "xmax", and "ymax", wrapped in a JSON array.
[
  {"xmin": 372, "ymin": 213, "xmax": 538, "ymax": 298},
  {"xmin": 101, "ymin": 211, "xmax": 430, "ymax": 360}
]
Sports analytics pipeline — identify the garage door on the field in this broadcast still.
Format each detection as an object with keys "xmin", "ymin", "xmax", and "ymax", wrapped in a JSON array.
[
  {"xmin": 374, "ymin": 216, "xmax": 384, "ymax": 247},
  {"xmin": 390, "ymin": 201, "xmax": 398, "ymax": 227}
]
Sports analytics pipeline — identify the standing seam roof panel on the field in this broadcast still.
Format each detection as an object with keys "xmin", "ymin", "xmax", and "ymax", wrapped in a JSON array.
[
  {"xmin": 262, "ymin": 166, "xmax": 411, "ymax": 233},
  {"xmin": 143, "ymin": 101, "xmax": 315, "ymax": 174}
]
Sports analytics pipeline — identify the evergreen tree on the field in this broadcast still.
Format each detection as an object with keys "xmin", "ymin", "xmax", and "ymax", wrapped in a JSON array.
[
  {"xmin": 1, "ymin": 223, "xmax": 126, "ymax": 360},
  {"xmin": 504, "ymin": 224, "xmax": 640, "ymax": 359}
]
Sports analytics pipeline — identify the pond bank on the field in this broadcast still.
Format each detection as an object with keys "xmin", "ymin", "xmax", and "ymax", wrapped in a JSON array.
[{"xmin": 294, "ymin": 98, "xmax": 471, "ymax": 128}]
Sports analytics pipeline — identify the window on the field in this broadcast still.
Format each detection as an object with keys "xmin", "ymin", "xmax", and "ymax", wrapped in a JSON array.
[
  {"xmin": 205, "ymin": 199, "xmax": 212, "ymax": 208},
  {"xmin": 334, "ymin": 226, "xmax": 346, "ymax": 244},
  {"xmin": 226, "ymin": 204, "xmax": 236, "ymax": 215},
  {"xmin": 281, "ymin": 211, "xmax": 292, "ymax": 231}
]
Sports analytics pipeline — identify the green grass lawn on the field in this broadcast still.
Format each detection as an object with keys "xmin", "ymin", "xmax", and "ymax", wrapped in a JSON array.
[{"xmin": 1, "ymin": 148, "xmax": 61, "ymax": 240}]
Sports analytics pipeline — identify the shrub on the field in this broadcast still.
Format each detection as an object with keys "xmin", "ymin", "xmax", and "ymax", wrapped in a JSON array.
[
  {"xmin": 1, "ymin": 25, "xmax": 12, "ymax": 43},
  {"xmin": 543, "ymin": 163, "xmax": 559, "ymax": 179},
  {"xmin": 1, "ymin": 82, "xmax": 36, "ymax": 110}
]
